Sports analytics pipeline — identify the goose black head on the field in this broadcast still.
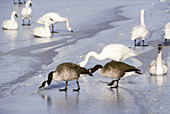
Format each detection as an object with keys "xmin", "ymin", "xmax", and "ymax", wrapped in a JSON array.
[
  {"xmin": 88, "ymin": 64, "xmax": 103, "ymax": 73},
  {"xmin": 157, "ymin": 44, "xmax": 163, "ymax": 53},
  {"xmin": 39, "ymin": 81, "xmax": 48, "ymax": 89}
]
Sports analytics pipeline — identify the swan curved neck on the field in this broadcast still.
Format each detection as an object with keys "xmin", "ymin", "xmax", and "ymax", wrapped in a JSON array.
[
  {"xmin": 140, "ymin": 11, "xmax": 145, "ymax": 27},
  {"xmin": 64, "ymin": 18, "xmax": 72, "ymax": 31},
  {"xmin": 45, "ymin": 20, "xmax": 50, "ymax": 30},
  {"xmin": 11, "ymin": 14, "xmax": 15, "ymax": 21},
  {"xmin": 79, "ymin": 51, "xmax": 103, "ymax": 67},
  {"xmin": 156, "ymin": 52, "xmax": 162, "ymax": 65}
]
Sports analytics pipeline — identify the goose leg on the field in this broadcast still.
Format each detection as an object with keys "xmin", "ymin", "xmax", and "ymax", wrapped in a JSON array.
[
  {"xmin": 134, "ymin": 39, "xmax": 137, "ymax": 46},
  {"xmin": 59, "ymin": 81, "xmax": 68, "ymax": 91},
  {"xmin": 107, "ymin": 80, "xmax": 116, "ymax": 86},
  {"xmin": 73, "ymin": 81, "xmax": 80, "ymax": 91},
  {"xmin": 142, "ymin": 40, "xmax": 145, "ymax": 46},
  {"xmin": 110, "ymin": 79, "xmax": 119, "ymax": 88}
]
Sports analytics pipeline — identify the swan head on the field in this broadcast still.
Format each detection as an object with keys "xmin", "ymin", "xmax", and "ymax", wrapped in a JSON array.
[
  {"xmin": 26, "ymin": 0, "xmax": 32, "ymax": 7},
  {"xmin": 157, "ymin": 44, "xmax": 163, "ymax": 53},
  {"xmin": 88, "ymin": 64, "xmax": 103, "ymax": 73},
  {"xmin": 141, "ymin": 9, "xmax": 146, "ymax": 14},
  {"xmin": 12, "ymin": 11, "xmax": 18, "ymax": 18}
]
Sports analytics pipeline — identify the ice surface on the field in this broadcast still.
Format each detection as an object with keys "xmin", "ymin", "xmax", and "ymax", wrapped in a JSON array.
[{"xmin": 0, "ymin": 0, "xmax": 170, "ymax": 113}]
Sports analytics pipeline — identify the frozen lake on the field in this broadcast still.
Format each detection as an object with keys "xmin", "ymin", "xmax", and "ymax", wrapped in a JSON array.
[{"xmin": 0, "ymin": 0, "xmax": 170, "ymax": 113}]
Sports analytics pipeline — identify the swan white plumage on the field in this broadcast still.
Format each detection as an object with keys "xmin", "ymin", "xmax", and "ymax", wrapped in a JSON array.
[
  {"xmin": 148, "ymin": 44, "xmax": 168, "ymax": 75},
  {"xmin": 32, "ymin": 17, "xmax": 53, "ymax": 38},
  {"xmin": 2, "ymin": 11, "xmax": 18, "ymax": 30},
  {"xmin": 79, "ymin": 44, "xmax": 137, "ymax": 67},
  {"xmin": 36, "ymin": 12, "xmax": 73, "ymax": 33},
  {"xmin": 131, "ymin": 9, "xmax": 149, "ymax": 46},
  {"xmin": 21, "ymin": 0, "xmax": 32, "ymax": 26},
  {"xmin": 164, "ymin": 22, "xmax": 170, "ymax": 46}
]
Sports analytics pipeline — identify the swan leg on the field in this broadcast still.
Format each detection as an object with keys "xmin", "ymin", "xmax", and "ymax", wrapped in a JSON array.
[
  {"xmin": 28, "ymin": 19, "xmax": 31, "ymax": 26},
  {"xmin": 51, "ymin": 25, "xmax": 59, "ymax": 33},
  {"xmin": 22, "ymin": 19, "xmax": 25, "ymax": 26},
  {"xmin": 110, "ymin": 79, "xmax": 119, "ymax": 88},
  {"xmin": 107, "ymin": 80, "xmax": 116, "ymax": 86},
  {"xmin": 164, "ymin": 39, "xmax": 167, "ymax": 46},
  {"xmin": 59, "ymin": 81, "xmax": 68, "ymax": 91},
  {"xmin": 73, "ymin": 81, "xmax": 80, "ymax": 91},
  {"xmin": 142, "ymin": 40, "xmax": 149, "ymax": 47}
]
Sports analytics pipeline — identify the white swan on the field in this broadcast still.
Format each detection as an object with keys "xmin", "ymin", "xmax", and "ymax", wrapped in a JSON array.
[
  {"xmin": 32, "ymin": 17, "xmax": 53, "ymax": 38},
  {"xmin": 2, "ymin": 11, "xmax": 18, "ymax": 30},
  {"xmin": 36, "ymin": 12, "xmax": 73, "ymax": 33},
  {"xmin": 131, "ymin": 9, "xmax": 149, "ymax": 46},
  {"xmin": 88, "ymin": 61, "xmax": 142, "ymax": 88},
  {"xmin": 164, "ymin": 22, "xmax": 170, "ymax": 46},
  {"xmin": 148, "ymin": 44, "xmax": 168, "ymax": 75},
  {"xmin": 79, "ymin": 44, "xmax": 137, "ymax": 67},
  {"xmin": 21, "ymin": 0, "xmax": 32, "ymax": 26}
]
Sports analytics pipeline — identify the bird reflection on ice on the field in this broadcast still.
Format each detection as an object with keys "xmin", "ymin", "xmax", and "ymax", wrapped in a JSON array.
[
  {"xmin": 149, "ymin": 75, "xmax": 168, "ymax": 86},
  {"xmin": 3, "ymin": 30, "xmax": 18, "ymax": 39}
]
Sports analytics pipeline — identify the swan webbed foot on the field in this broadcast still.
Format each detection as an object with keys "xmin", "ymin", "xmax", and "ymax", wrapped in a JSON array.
[
  {"xmin": 59, "ymin": 88, "xmax": 67, "ymax": 91},
  {"xmin": 71, "ymin": 30, "xmax": 73, "ymax": 32},
  {"xmin": 28, "ymin": 24, "xmax": 31, "ymax": 26},
  {"xmin": 142, "ymin": 44, "xmax": 149, "ymax": 47},
  {"xmin": 51, "ymin": 31, "xmax": 59, "ymax": 33}
]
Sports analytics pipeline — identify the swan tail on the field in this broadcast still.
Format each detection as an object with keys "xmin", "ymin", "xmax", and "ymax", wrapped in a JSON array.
[{"xmin": 39, "ymin": 71, "xmax": 54, "ymax": 89}]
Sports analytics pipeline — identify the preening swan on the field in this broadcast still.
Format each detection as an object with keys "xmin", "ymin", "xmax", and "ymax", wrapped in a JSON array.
[
  {"xmin": 21, "ymin": 0, "xmax": 32, "ymax": 26},
  {"xmin": 88, "ymin": 61, "xmax": 142, "ymax": 88},
  {"xmin": 32, "ymin": 17, "xmax": 53, "ymax": 38},
  {"xmin": 131, "ymin": 9, "xmax": 149, "ymax": 46},
  {"xmin": 2, "ymin": 11, "xmax": 18, "ymax": 30},
  {"xmin": 79, "ymin": 44, "xmax": 137, "ymax": 67},
  {"xmin": 36, "ymin": 12, "xmax": 73, "ymax": 33},
  {"xmin": 39, "ymin": 62, "xmax": 93, "ymax": 91},
  {"xmin": 148, "ymin": 44, "xmax": 168, "ymax": 75},
  {"xmin": 164, "ymin": 22, "xmax": 170, "ymax": 46}
]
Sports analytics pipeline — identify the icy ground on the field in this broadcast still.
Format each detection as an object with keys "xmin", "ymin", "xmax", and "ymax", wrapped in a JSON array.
[{"xmin": 0, "ymin": 0, "xmax": 170, "ymax": 113}]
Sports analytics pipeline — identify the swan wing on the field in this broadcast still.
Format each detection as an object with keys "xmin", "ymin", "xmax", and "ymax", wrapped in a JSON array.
[
  {"xmin": 148, "ymin": 60, "xmax": 156, "ymax": 74},
  {"xmin": 131, "ymin": 26, "xmax": 148, "ymax": 40},
  {"xmin": 36, "ymin": 12, "xmax": 62, "ymax": 25}
]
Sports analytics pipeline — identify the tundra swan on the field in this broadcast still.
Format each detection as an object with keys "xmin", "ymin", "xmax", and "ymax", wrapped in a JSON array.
[
  {"xmin": 131, "ymin": 9, "xmax": 149, "ymax": 46},
  {"xmin": 148, "ymin": 44, "xmax": 168, "ymax": 75},
  {"xmin": 2, "ymin": 11, "xmax": 18, "ymax": 30},
  {"xmin": 79, "ymin": 44, "xmax": 137, "ymax": 67},
  {"xmin": 36, "ymin": 12, "xmax": 73, "ymax": 33},
  {"xmin": 21, "ymin": 0, "xmax": 32, "ymax": 26}
]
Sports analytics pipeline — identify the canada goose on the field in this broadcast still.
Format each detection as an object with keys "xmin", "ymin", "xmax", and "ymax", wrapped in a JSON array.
[
  {"xmin": 36, "ymin": 12, "xmax": 73, "ymax": 33},
  {"xmin": 32, "ymin": 17, "xmax": 53, "ymax": 38},
  {"xmin": 131, "ymin": 9, "xmax": 149, "ymax": 46},
  {"xmin": 21, "ymin": 0, "xmax": 32, "ymax": 26},
  {"xmin": 164, "ymin": 22, "xmax": 170, "ymax": 46},
  {"xmin": 89, "ymin": 61, "xmax": 142, "ymax": 88},
  {"xmin": 79, "ymin": 44, "xmax": 137, "ymax": 67},
  {"xmin": 148, "ymin": 44, "xmax": 168, "ymax": 75},
  {"xmin": 2, "ymin": 11, "xmax": 18, "ymax": 30},
  {"xmin": 39, "ymin": 62, "xmax": 93, "ymax": 91}
]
